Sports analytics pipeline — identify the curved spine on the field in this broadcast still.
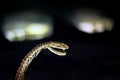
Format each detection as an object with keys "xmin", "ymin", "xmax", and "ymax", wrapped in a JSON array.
[
  {"xmin": 15, "ymin": 43, "xmax": 44, "ymax": 80},
  {"xmin": 15, "ymin": 41, "xmax": 68, "ymax": 80}
]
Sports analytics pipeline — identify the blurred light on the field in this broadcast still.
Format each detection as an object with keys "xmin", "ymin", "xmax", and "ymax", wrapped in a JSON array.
[
  {"xmin": 2, "ymin": 11, "xmax": 53, "ymax": 42},
  {"xmin": 25, "ymin": 23, "xmax": 51, "ymax": 40},
  {"xmin": 78, "ymin": 22, "xmax": 94, "ymax": 34},
  {"xmin": 71, "ymin": 9, "xmax": 114, "ymax": 34}
]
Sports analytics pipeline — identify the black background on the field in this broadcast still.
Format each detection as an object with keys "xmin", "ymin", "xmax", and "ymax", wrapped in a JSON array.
[{"xmin": 0, "ymin": 0, "xmax": 120, "ymax": 80}]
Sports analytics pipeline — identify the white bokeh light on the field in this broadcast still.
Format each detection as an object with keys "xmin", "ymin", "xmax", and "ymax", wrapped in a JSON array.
[
  {"xmin": 72, "ymin": 8, "xmax": 114, "ymax": 34},
  {"xmin": 2, "ymin": 11, "xmax": 53, "ymax": 42},
  {"xmin": 78, "ymin": 22, "xmax": 94, "ymax": 34}
]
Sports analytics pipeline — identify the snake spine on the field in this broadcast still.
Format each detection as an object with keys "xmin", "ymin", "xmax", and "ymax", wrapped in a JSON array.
[{"xmin": 15, "ymin": 41, "xmax": 69, "ymax": 80}]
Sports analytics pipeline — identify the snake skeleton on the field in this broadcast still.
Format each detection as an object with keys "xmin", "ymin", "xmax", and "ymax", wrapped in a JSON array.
[{"xmin": 15, "ymin": 41, "xmax": 69, "ymax": 80}]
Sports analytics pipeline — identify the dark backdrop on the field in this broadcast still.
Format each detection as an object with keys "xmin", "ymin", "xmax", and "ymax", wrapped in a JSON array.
[{"xmin": 0, "ymin": 0, "xmax": 120, "ymax": 80}]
